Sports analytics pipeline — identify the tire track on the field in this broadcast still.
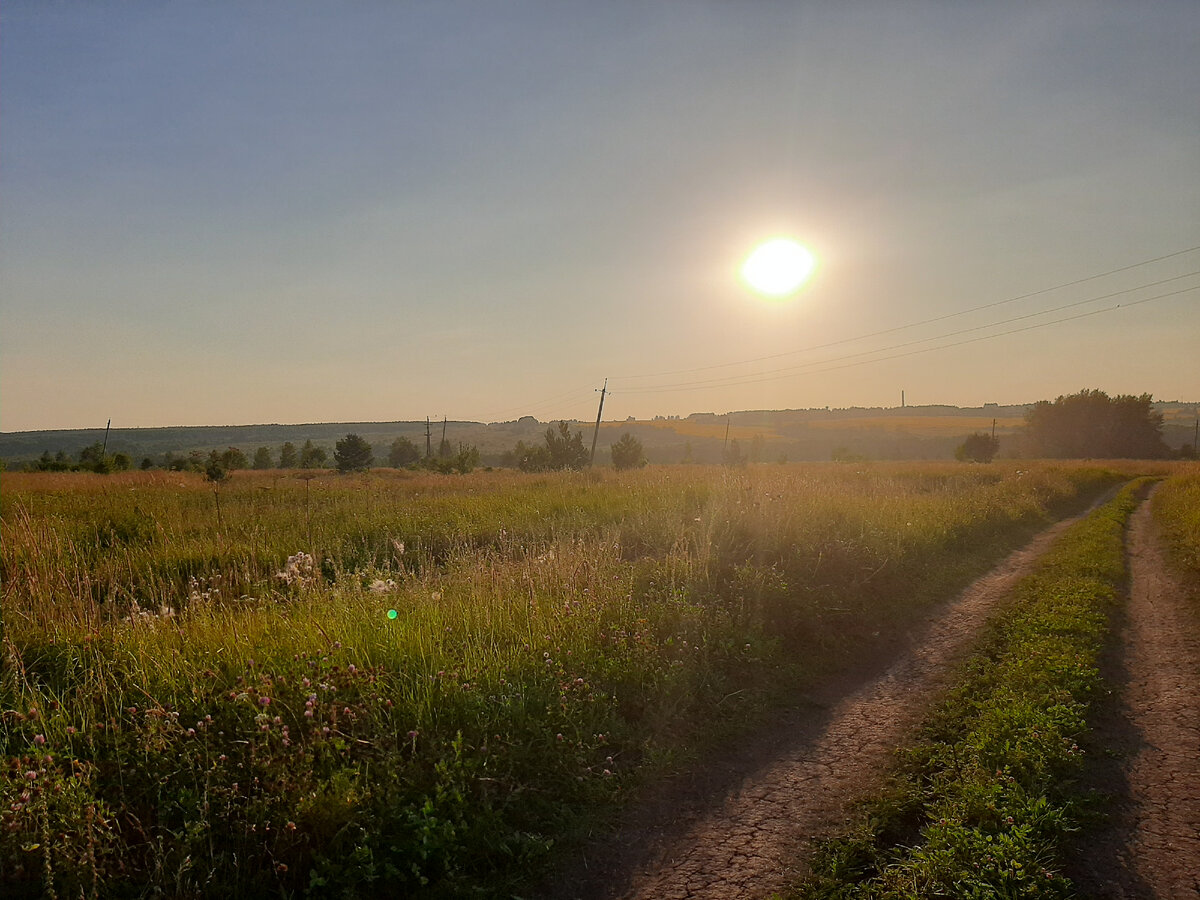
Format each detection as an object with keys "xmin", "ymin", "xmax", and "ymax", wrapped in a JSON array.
[
  {"xmin": 1080, "ymin": 488, "xmax": 1200, "ymax": 899},
  {"xmin": 550, "ymin": 500, "xmax": 1110, "ymax": 900}
]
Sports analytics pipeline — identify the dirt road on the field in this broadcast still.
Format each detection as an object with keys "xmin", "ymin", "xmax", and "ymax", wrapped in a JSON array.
[
  {"xmin": 1078, "ymin": 489, "xmax": 1200, "ymax": 899},
  {"xmin": 548, "ymin": 505, "xmax": 1106, "ymax": 900}
]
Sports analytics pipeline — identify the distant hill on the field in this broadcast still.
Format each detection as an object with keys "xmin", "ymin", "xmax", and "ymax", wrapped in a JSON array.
[{"xmin": 2, "ymin": 401, "xmax": 1195, "ymax": 468}]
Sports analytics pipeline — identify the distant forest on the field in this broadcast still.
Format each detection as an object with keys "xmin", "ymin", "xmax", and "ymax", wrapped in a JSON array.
[{"xmin": 1, "ymin": 396, "xmax": 1196, "ymax": 470}]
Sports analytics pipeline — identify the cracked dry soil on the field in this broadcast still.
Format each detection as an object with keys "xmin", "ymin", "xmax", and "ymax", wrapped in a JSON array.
[
  {"xmin": 1076, "ymin": 488, "xmax": 1200, "ymax": 899},
  {"xmin": 545, "ymin": 503, "xmax": 1105, "ymax": 900}
]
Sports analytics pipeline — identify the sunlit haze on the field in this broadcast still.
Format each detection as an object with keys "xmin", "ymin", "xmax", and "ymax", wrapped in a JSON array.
[{"xmin": 1, "ymin": 2, "xmax": 1197, "ymax": 432}]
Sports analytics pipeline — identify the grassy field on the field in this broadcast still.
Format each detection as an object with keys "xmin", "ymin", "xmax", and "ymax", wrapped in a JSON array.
[
  {"xmin": 1, "ymin": 463, "xmax": 1124, "ymax": 898},
  {"xmin": 1152, "ymin": 463, "xmax": 1200, "ymax": 589}
]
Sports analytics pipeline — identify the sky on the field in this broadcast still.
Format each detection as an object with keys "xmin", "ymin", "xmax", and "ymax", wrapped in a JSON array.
[{"xmin": 2, "ymin": 1, "xmax": 1197, "ymax": 432}]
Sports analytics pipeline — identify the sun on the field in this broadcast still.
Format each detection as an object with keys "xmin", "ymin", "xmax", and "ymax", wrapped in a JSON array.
[{"xmin": 740, "ymin": 237, "xmax": 817, "ymax": 298}]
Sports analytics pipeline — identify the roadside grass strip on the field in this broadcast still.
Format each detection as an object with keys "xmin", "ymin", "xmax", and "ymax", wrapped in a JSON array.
[
  {"xmin": 799, "ymin": 479, "xmax": 1147, "ymax": 899},
  {"xmin": 1151, "ymin": 465, "xmax": 1200, "ymax": 587}
]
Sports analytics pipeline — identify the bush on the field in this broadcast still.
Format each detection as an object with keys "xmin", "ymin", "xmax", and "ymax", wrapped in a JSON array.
[
  {"xmin": 611, "ymin": 433, "xmax": 647, "ymax": 470},
  {"xmin": 388, "ymin": 437, "xmax": 421, "ymax": 468},
  {"xmin": 335, "ymin": 434, "xmax": 374, "ymax": 473},
  {"xmin": 955, "ymin": 432, "xmax": 999, "ymax": 462}
]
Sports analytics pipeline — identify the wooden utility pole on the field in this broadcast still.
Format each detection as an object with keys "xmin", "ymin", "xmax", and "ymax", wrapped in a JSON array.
[
  {"xmin": 589, "ymin": 379, "xmax": 608, "ymax": 466},
  {"xmin": 441, "ymin": 417, "xmax": 448, "ymax": 457},
  {"xmin": 101, "ymin": 418, "xmax": 112, "ymax": 455},
  {"xmin": 425, "ymin": 418, "xmax": 432, "ymax": 459},
  {"xmin": 723, "ymin": 416, "xmax": 731, "ymax": 453},
  {"xmin": 992, "ymin": 418, "xmax": 997, "ymax": 440}
]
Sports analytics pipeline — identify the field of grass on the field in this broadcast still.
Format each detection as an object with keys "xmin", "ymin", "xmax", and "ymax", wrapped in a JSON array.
[
  {"xmin": 1, "ymin": 463, "xmax": 1123, "ymax": 898},
  {"xmin": 1151, "ymin": 463, "xmax": 1200, "ymax": 588},
  {"xmin": 797, "ymin": 479, "xmax": 1148, "ymax": 898}
]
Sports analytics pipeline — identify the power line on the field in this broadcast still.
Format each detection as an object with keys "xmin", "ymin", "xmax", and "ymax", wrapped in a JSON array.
[
  {"xmin": 616, "ymin": 273, "xmax": 1199, "ymax": 394},
  {"xmin": 617, "ymin": 284, "xmax": 1198, "ymax": 395},
  {"xmin": 612, "ymin": 244, "xmax": 1200, "ymax": 382}
]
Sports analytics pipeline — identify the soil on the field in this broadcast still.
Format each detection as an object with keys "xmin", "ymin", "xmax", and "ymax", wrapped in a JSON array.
[
  {"xmin": 1073, "ymin": 487, "xmax": 1200, "ymax": 899},
  {"xmin": 542, "ymin": 503, "xmax": 1107, "ymax": 900}
]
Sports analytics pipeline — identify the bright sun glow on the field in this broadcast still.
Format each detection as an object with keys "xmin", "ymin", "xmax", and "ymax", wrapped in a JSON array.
[{"xmin": 740, "ymin": 238, "xmax": 817, "ymax": 298}]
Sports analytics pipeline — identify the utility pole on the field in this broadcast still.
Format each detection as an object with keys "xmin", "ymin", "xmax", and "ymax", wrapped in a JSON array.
[
  {"xmin": 723, "ymin": 416, "xmax": 731, "ymax": 452},
  {"xmin": 101, "ymin": 418, "xmax": 112, "ymax": 455},
  {"xmin": 901, "ymin": 390, "xmax": 905, "ymax": 409},
  {"xmin": 992, "ymin": 418, "xmax": 997, "ymax": 440},
  {"xmin": 589, "ymin": 379, "xmax": 608, "ymax": 466},
  {"xmin": 441, "ymin": 417, "xmax": 448, "ymax": 457},
  {"xmin": 425, "ymin": 417, "xmax": 432, "ymax": 459}
]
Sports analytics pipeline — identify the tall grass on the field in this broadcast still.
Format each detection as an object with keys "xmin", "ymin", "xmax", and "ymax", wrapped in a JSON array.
[
  {"xmin": 1, "ymin": 463, "xmax": 1120, "ymax": 897},
  {"xmin": 1151, "ymin": 463, "xmax": 1200, "ymax": 586}
]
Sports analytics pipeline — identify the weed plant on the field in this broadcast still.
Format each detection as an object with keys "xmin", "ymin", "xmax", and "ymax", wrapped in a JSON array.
[
  {"xmin": 1, "ymin": 463, "xmax": 1119, "ymax": 897},
  {"xmin": 798, "ymin": 479, "xmax": 1147, "ymax": 899}
]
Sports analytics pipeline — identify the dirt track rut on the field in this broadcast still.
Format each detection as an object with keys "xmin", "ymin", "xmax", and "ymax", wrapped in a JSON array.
[{"xmin": 551, "ymin": 504, "xmax": 1105, "ymax": 900}]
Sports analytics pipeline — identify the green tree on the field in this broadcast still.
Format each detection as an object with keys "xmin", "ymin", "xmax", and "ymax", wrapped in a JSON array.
[
  {"xmin": 544, "ymin": 422, "xmax": 589, "ymax": 470},
  {"xmin": 610, "ymin": 433, "xmax": 647, "ymax": 470},
  {"xmin": 204, "ymin": 451, "xmax": 230, "ymax": 484},
  {"xmin": 220, "ymin": 447, "xmax": 249, "ymax": 470},
  {"xmin": 955, "ymin": 432, "xmax": 1000, "ymax": 462},
  {"xmin": 1024, "ymin": 389, "xmax": 1168, "ymax": 458},
  {"xmin": 252, "ymin": 447, "xmax": 273, "ymax": 470},
  {"xmin": 204, "ymin": 452, "xmax": 230, "ymax": 531},
  {"xmin": 140, "ymin": 457, "xmax": 155, "ymax": 471},
  {"xmin": 723, "ymin": 439, "xmax": 746, "ymax": 467},
  {"xmin": 300, "ymin": 440, "xmax": 328, "ymax": 469},
  {"xmin": 112, "ymin": 452, "xmax": 132, "ymax": 471},
  {"xmin": 388, "ymin": 437, "xmax": 421, "ymax": 468},
  {"xmin": 279, "ymin": 442, "xmax": 299, "ymax": 468},
  {"xmin": 78, "ymin": 442, "xmax": 104, "ymax": 467},
  {"xmin": 502, "ymin": 440, "xmax": 551, "ymax": 472},
  {"xmin": 334, "ymin": 433, "xmax": 374, "ymax": 472}
]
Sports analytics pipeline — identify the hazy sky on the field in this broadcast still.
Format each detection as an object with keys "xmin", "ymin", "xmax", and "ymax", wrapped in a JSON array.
[{"xmin": 2, "ymin": 2, "xmax": 1197, "ymax": 432}]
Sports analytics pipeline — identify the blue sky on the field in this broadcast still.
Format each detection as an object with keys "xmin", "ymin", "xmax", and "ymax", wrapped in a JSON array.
[{"xmin": 2, "ymin": 2, "xmax": 1197, "ymax": 431}]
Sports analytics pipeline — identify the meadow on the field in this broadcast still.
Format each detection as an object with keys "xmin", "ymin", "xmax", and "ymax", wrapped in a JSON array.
[{"xmin": 1, "ymin": 463, "xmax": 1124, "ymax": 898}]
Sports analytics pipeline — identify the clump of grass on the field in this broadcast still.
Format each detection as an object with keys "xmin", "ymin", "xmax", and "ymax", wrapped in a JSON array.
[
  {"xmin": 798, "ymin": 479, "xmax": 1147, "ymax": 899},
  {"xmin": 1, "ymin": 463, "xmax": 1122, "ymax": 897}
]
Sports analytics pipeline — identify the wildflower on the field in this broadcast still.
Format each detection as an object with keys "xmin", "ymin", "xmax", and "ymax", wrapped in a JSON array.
[
  {"xmin": 259, "ymin": 696, "xmax": 271, "ymax": 707},
  {"xmin": 33, "ymin": 734, "xmax": 45, "ymax": 746},
  {"xmin": 66, "ymin": 726, "xmax": 76, "ymax": 735},
  {"xmin": 186, "ymin": 728, "xmax": 196, "ymax": 738}
]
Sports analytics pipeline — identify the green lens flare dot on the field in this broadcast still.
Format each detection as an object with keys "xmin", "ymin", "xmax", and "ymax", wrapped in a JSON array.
[{"xmin": 387, "ymin": 609, "xmax": 398, "ymax": 620}]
